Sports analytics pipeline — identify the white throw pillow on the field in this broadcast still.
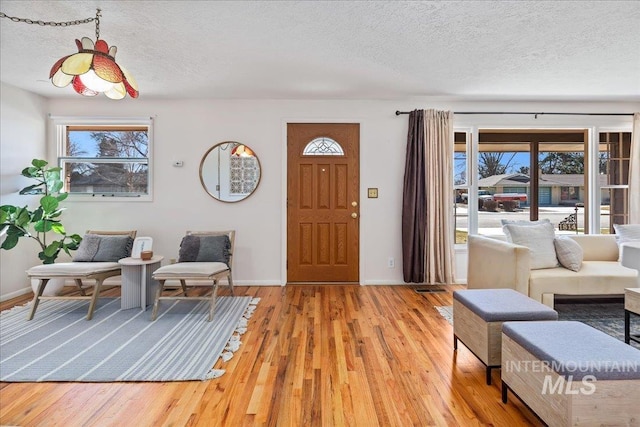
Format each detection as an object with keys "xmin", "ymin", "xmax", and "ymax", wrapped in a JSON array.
[
  {"xmin": 554, "ymin": 237, "xmax": 583, "ymax": 272},
  {"xmin": 503, "ymin": 222, "xmax": 558, "ymax": 269},
  {"xmin": 613, "ymin": 224, "xmax": 640, "ymax": 244},
  {"xmin": 613, "ymin": 224, "xmax": 640, "ymax": 262},
  {"xmin": 501, "ymin": 219, "xmax": 551, "ymax": 240}
]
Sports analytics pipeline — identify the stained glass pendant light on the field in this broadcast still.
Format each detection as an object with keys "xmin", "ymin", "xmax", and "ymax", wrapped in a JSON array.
[
  {"xmin": 231, "ymin": 144, "xmax": 255, "ymax": 157},
  {"xmin": 49, "ymin": 9, "xmax": 138, "ymax": 99}
]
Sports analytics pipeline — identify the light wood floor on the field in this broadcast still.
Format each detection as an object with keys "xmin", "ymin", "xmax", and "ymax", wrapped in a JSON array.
[{"xmin": 0, "ymin": 285, "xmax": 542, "ymax": 426}]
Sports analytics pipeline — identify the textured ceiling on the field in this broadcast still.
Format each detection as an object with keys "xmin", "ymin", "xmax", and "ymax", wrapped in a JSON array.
[{"xmin": 1, "ymin": 0, "xmax": 639, "ymax": 100}]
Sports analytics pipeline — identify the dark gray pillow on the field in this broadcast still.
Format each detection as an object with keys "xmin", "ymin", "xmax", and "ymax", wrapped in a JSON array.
[
  {"xmin": 178, "ymin": 234, "xmax": 231, "ymax": 264},
  {"xmin": 73, "ymin": 234, "xmax": 134, "ymax": 262},
  {"xmin": 73, "ymin": 234, "xmax": 101, "ymax": 261}
]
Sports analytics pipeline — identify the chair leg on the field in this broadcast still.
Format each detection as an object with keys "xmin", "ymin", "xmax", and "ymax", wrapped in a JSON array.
[
  {"xmin": 86, "ymin": 279, "xmax": 103, "ymax": 320},
  {"xmin": 208, "ymin": 279, "xmax": 219, "ymax": 322},
  {"xmin": 227, "ymin": 271, "xmax": 234, "ymax": 295},
  {"xmin": 75, "ymin": 279, "xmax": 86, "ymax": 296},
  {"xmin": 27, "ymin": 278, "xmax": 49, "ymax": 320},
  {"xmin": 180, "ymin": 279, "xmax": 188, "ymax": 296},
  {"xmin": 151, "ymin": 279, "xmax": 166, "ymax": 321}
]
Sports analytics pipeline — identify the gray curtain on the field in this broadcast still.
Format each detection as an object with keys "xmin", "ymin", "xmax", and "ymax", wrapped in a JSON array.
[
  {"xmin": 402, "ymin": 110, "xmax": 426, "ymax": 282},
  {"xmin": 402, "ymin": 109, "xmax": 456, "ymax": 284}
]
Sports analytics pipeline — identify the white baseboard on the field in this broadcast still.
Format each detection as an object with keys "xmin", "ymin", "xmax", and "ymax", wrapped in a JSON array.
[
  {"xmin": 234, "ymin": 280, "xmax": 284, "ymax": 286},
  {"xmin": 0, "ymin": 287, "xmax": 32, "ymax": 302},
  {"xmin": 361, "ymin": 280, "xmax": 405, "ymax": 285}
]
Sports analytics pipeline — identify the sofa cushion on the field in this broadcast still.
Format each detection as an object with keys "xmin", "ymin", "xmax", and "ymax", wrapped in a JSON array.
[
  {"xmin": 566, "ymin": 235, "xmax": 619, "ymax": 261},
  {"xmin": 528, "ymin": 261, "xmax": 638, "ymax": 303},
  {"xmin": 503, "ymin": 222, "xmax": 558, "ymax": 270},
  {"xmin": 554, "ymin": 236, "xmax": 583, "ymax": 271}
]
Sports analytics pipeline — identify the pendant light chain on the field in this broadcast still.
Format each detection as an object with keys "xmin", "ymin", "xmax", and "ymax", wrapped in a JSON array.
[
  {"xmin": 0, "ymin": 8, "xmax": 99, "ymax": 31},
  {"xmin": 94, "ymin": 9, "xmax": 100, "ymax": 40}
]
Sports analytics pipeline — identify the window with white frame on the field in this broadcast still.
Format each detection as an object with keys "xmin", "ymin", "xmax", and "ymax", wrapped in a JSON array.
[
  {"xmin": 453, "ymin": 131, "xmax": 470, "ymax": 244},
  {"xmin": 52, "ymin": 117, "xmax": 152, "ymax": 199},
  {"xmin": 452, "ymin": 121, "xmax": 632, "ymax": 242}
]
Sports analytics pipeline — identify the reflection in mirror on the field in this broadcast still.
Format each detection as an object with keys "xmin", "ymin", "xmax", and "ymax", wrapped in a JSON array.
[{"xmin": 200, "ymin": 141, "xmax": 261, "ymax": 202}]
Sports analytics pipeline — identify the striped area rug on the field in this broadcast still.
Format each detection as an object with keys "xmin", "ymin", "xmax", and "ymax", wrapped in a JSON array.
[{"xmin": 0, "ymin": 296, "xmax": 257, "ymax": 382}]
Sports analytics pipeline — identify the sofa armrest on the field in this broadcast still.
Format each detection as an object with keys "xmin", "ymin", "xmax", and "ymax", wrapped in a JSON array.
[{"xmin": 467, "ymin": 235, "xmax": 531, "ymax": 295}]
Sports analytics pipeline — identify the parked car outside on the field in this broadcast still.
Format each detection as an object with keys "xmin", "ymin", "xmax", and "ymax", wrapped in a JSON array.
[{"xmin": 460, "ymin": 190, "xmax": 494, "ymax": 204}]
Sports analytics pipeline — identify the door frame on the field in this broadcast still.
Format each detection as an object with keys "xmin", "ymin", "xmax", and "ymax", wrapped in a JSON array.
[{"xmin": 281, "ymin": 118, "xmax": 363, "ymax": 286}]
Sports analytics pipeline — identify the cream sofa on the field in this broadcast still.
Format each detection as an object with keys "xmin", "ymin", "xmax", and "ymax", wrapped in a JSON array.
[{"xmin": 467, "ymin": 234, "xmax": 638, "ymax": 308}]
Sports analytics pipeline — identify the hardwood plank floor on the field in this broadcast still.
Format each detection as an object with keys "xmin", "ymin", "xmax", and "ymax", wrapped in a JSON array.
[{"xmin": 0, "ymin": 285, "xmax": 542, "ymax": 426}]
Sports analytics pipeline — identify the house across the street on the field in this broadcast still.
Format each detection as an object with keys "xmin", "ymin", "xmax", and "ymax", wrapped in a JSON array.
[{"xmin": 477, "ymin": 173, "xmax": 610, "ymax": 206}]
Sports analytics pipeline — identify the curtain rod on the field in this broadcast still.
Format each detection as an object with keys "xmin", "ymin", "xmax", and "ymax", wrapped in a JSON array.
[{"xmin": 395, "ymin": 110, "xmax": 633, "ymax": 116}]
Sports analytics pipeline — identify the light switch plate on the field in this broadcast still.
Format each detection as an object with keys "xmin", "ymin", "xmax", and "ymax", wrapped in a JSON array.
[{"xmin": 368, "ymin": 188, "xmax": 378, "ymax": 198}]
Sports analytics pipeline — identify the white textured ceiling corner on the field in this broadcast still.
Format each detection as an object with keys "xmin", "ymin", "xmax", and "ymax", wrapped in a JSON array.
[{"xmin": 0, "ymin": 0, "xmax": 639, "ymax": 101}]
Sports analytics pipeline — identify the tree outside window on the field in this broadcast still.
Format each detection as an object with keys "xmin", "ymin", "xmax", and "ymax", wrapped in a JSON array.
[{"xmin": 59, "ymin": 125, "xmax": 150, "ymax": 197}]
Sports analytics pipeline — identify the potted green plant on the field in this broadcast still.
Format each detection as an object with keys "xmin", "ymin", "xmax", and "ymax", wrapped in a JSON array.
[{"xmin": 1, "ymin": 159, "xmax": 82, "ymax": 264}]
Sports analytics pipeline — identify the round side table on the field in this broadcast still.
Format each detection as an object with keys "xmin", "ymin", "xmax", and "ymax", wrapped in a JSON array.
[{"xmin": 118, "ymin": 256, "xmax": 164, "ymax": 310}]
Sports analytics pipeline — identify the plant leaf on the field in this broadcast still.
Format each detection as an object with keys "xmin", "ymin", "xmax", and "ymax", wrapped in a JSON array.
[
  {"xmin": 40, "ymin": 195, "xmax": 59, "ymax": 213},
  {"xmin": 44, "ymin": 241, "xmax": 60, "ymax": 257},
  {"xmin": 1, "ymin": 234, "xmax": 19, "ymax": 250},
  {"xmin": 22, "ymin": 167, "xmax": 38, "ymax": 178},
  {"xmin": 34, "ymin": 220, "xmax": 53, "ymax": 233},
  {"xmin": 51, "ymin": 223, "xmax": 65, "ymax": 234},
  {"xmin": 5, "ymin": 224, "xmax": 25, "ymax": 236},
  {"xmin": 32, "ymin": 159, "xmax": 48, "ymax": 168},
  {"xmin": 39, "ymin": 251, "xmax": 56, "ymax": 264},
  {"xmin": 51, "ymin": 181, "xmax": 64, "ymax": 193},
  {"xmin": 0, "ymin": 205, "xmax": 17, "ymax": 214},
  {"xmin": 19, "ymin": 184, "xmax": 43, "ymax": 195},
  {"xmin": 16, "ymin": 208, "xmax": 31, "ymax": 227}
]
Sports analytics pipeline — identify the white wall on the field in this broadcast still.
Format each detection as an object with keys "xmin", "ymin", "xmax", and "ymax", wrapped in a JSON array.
[
  {"xmin": 1, "ymin": 87, "xmax": 638, "ymax": 299},
  {"xmin": 0, "ymin": 83, "xmax": 49, "ymax": 299}
]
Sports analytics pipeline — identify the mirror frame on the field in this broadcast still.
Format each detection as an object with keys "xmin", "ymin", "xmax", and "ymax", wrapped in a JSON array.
[{"xmin": 199, "ymin": 141, "xmax": 262, "ymax": 203}]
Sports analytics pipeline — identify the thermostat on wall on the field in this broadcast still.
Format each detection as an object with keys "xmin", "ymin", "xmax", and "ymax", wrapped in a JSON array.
[{"xmin": 368, "ymin": 188, "xmax": 378, "ymax": 198}]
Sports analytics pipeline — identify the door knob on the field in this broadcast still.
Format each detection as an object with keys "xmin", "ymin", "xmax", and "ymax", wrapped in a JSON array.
[
  {"xmin": 351, "ymin": 212, "xmax": 358, "ymax": 218},
  {"xmin": 352, "ymin": 201, "xmax": 358, "ymax": 207}
]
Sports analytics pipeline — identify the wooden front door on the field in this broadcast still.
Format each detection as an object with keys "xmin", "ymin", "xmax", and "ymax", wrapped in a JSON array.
[{"xmin": 287, "ymin": 123, "xmax": 360, "ymax": 283}]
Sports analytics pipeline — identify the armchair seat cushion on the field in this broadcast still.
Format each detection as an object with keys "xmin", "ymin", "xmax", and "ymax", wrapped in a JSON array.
[
  {"xmin": 27, "ymin": 262, "xmax": 121, "ymax": 277},
  {"xmin": 528, "ymin": 261, "xmax": 638, "ymax": 301},
  {"xmin": 153, "ymin": 262, "xmax": 229, "ymax": 279}
]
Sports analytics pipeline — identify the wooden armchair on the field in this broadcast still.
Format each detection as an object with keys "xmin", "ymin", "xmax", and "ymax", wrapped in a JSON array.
[
  {"xmin": 27, "ymin": 230, "xmax": 137, "ymax": 320},
  {"xmin": 151, "ymin": 230, "xmax": 235, "ymax": 321}
]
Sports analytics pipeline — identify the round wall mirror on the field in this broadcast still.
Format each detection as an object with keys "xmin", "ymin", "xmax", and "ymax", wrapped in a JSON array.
[{"xmin": 200, "ymin": 141, "xmax": 261, "ymax": 202}]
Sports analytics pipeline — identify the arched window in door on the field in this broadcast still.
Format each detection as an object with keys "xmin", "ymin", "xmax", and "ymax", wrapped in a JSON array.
[{"xmin": 303, "ymin": 137, "xmax": 345, "ymax": 155}]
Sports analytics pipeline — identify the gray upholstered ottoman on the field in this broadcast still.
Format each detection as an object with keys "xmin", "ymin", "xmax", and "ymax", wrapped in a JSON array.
[
  {"xmin": 502, "ymin": 321, "xmax": 640, "ymax": 426},
  {"xmin": 453, "ymin": 289, "xmax": 558, "ymax": 384}
]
